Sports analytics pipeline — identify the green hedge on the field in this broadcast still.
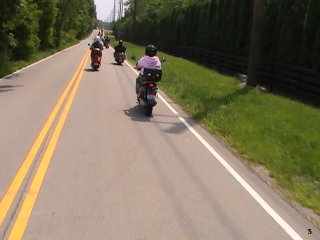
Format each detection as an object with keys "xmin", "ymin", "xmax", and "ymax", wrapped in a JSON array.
[{"xmin": 117, "ymin": 0, "xmax": 320, "ymax": 71}]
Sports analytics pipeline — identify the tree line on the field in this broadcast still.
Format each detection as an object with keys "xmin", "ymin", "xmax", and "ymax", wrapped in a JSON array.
[
  {"xmin": 116, "ymin": 0, "xmax": 320, "ymax": 72},
  {"xmin": 0, "ymin": 0, "xmax": 96, "ymax": 65}
]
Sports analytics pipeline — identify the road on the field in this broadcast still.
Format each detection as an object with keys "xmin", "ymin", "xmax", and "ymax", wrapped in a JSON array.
[{"xmin": 0, "ymin": 34, "xmax": 319, "ymax": 240}]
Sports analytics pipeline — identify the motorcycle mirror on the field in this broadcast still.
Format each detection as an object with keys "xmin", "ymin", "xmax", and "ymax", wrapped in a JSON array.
[{"xmin": 131, "ymin": 55, "xmax": 136, "ymax": 60}]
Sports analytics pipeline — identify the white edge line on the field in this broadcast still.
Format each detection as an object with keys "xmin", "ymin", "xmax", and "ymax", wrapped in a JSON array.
[
  {"xmin": 123, "ymin": 55, "xmax": 304, "ymax": 240},
  {"xmin": 178, "ymin": 117, "xmax": 303, "ymax": 240},
  {"xmin": 157, "ymin": 94, "xmax": 179, "ymax": 115},
  {"xmin": 0, "ymin": 39, "xmax": 87, "ymax": 82}
]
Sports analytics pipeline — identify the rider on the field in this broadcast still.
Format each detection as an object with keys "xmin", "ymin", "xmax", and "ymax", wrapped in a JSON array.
[
  {"xmin": 103, "ymin": 35, "xmax": 110, "ymax": 45},
  {"xmin": 90, "ymin": 36, "xmax": 103, "ymax": 56},
  {"xmin": 114, "ymin": 40, "xmax": 126, "ymax": 55},
  {"xmin": 135, "ymin": 45, "xmax": 162, "ymax": 95}
]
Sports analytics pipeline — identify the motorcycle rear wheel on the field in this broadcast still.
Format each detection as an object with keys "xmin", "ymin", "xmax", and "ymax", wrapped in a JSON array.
[{"xmin": 146, "ymin": 106, "xmax": 153, "ymax": 116}]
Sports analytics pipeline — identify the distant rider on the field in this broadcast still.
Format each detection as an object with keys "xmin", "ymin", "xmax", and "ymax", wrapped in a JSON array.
[
  {"xmin": 135, "ymin": 45, "xmax": 161, "ymax": 95},
  {"xmin": 104, "ymin": 35, "xmax": 109, "ymax": 41},
  {"xmin": 114, "ymin": 40, "xmax": 126, "ymax": 55},
  {"xmin": 103, "ymin": 35, "xmax": 110, "ymax": 46},
  {"xmin": 90, "ymin": 36, "xmax": 103, "ymax": 56}
]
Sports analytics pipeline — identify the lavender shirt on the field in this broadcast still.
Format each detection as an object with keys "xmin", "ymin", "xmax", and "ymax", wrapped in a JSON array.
[{"xmin": 137, "ymin": 56, "xmax": 161, "ymax": 74}]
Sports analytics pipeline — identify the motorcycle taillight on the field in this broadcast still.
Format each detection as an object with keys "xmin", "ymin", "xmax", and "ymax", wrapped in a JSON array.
[{"xmin": 149, "ymin": 83, "xmax": 155, "ymax": 87}]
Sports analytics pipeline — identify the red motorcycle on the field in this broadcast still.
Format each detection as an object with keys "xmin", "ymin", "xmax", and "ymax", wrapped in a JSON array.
[{"xmin": 90, "ymin": 48, "xmax": 102, "ymax": 71}]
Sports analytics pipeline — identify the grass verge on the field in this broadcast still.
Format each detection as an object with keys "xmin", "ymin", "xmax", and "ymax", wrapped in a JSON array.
[
  {"xmin": 0, "ymin": 39, "xmax": 79, "ymax": 78},
  {"xmin": 111, "ymin": 39, "xmax": 320, "ymax": 215}
]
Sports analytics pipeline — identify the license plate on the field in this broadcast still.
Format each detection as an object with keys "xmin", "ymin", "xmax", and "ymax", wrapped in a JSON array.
[
  {"xmin": 94, "ymin": 63, "xmax": 99, "ymax": 66},
  {"xmin": 147, "ymin": 94, "xmax": 156, "ymax": 100}
]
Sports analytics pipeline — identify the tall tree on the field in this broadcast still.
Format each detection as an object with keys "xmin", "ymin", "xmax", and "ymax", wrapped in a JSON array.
[
  {"xmin": 312, "ymin": 26, "xmax": 320, "ymax": 71},
  {"xmin": 0, "ymin": 0, "xmax": 96, "ymax": 67},
  {"xmin": 54, "ymin": 0, "xmax": 96, "ymax": 47},
  {"xmin": 34, "ymin": 0, "xmax": 58, "ymax": 49},
  {"xmin": 276, "ymin": 0, "xmax": 307, "ymax": 65},
  {"xmin": 118, "ymin": 0, "xmax": 319, "ymax": 72},
  {"xmin": 301, "ymin": 0, "xmax": 320, "ymax": 68},
  {"xmin": 247, "ymin": 0, "xmax": 266, "ymax": 87},
  {"xmin": 0, "ymin": 0, "xmax": 20, "ymax": 64},
  {"xmin": 133, "ymin": 0, "xmax": 137, "ymax": 38},
  {"xmin": 235, "ymin": 0, "xmax": 253, "ymax": 56},
  {"xmin": 11, "ymin": 0, "xmax": 41, "ymax": 60}
]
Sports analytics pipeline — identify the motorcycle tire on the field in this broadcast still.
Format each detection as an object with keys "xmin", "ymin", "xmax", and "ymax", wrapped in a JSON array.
[{"xmin": 146, "ymin": 106, "xmax": 153, "ymax": 116}]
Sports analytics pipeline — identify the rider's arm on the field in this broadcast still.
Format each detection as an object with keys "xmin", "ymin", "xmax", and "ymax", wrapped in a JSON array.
[
  {"xmin": 135, "ymin": 63, "xmax": 142, "ymax": 70},
  {"xmin": 157, "ymin": 58, "xmax": 162, "ymax": 69},
  {"xmin": 136, "ymin": 57, "xmax": 145, "ymax": 71}
]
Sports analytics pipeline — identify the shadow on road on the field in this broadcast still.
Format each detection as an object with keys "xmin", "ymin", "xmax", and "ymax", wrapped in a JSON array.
[
  {"xmin": 162, "ymin": 120, "xmax": 189, "ymax": 134},
  {"xmin": 3, "ymin": 73, "xmax": 21, "ymax": 80},
  {"xmin": 123, "ymin": 105, "xmax": 195, "ymax": 135},
  {"xmin": 84, "ymin": 68, "xmax": 98, "ymax": 72},
  {"xmin": 0, "ymin": 84, "xmax": 23, "ymax": 93},
  {"xmin": 123, "ymin": 105, "xmax": 152, "ymax": 122},
  {"xmin": 110, "ymin": 62, "xmax": 123, "ymax": 66}
]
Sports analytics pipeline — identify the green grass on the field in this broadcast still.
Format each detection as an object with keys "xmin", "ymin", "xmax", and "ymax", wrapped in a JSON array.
[
  {"xmin": 0, "ymin": 39, "xmax": 79, "ymax": 78},
  {"xmin": 114, "ymin": 39, "xmax": 320, "ymax": 214}
]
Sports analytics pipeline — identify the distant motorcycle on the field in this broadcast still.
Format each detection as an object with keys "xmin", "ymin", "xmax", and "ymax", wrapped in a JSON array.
[
  {"xmin": 131, "ymin": 56, "xmax": 165, "ymax": 116},
  {"xmin": 114, "ymin": 52, "xmax": 126, "ymax": 65},
  {"xmin": 103, "ymin": 38, "xmax": 110, "ymax": 49}
]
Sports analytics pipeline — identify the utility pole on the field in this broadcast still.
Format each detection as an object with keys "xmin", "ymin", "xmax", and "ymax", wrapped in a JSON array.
[
  {"xmin": 113, "ymin": 0, "xmax": 116, "ymax": 23},
  {"xmin": 117, "ymin": 0, "xmax": 124, "ymax": 38},
  {"xmin": 121, "ymin": 0, "xmax": 124, "ymax": 18},
  {"xmin": 118, "ymin": 0, "xmax": 124, "ymax": 20},
  {"xmin": 247, "ymin": 0, "xmax": 266, "ymax": 87}
]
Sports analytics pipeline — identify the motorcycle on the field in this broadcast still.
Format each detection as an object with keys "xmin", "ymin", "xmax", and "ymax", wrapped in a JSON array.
[
  {"xmin": 131, "ymin": 56, "xmax": 165, "ymax": 116},
  {"xmin": 114, "ymin": 52, "xmax": 126, "ymax": 65},
  {"xmin": 90, "ymin": 48, "xmax": 102, "ymax": 70},
  {"xmin": 103, "ymin": 38, "xmax": 110, "ymax": 49},
  {"xmin": 88, "ymin": 49, "xmax": 101, "ymax": 72},
  {"xmin": 88, "ymin": 43, "xmax": 102, "ymax": 71}
]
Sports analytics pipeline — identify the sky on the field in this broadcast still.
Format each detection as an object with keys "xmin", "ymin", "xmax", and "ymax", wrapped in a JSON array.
[{"xmin": 94, "ymin": 0, "xmax": 114, "ymax": 21}]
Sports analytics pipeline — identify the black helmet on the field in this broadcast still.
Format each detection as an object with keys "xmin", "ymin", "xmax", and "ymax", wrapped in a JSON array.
[{"xmin": 145, "ymin": 45, "xmax": 157, "ymax": 57}]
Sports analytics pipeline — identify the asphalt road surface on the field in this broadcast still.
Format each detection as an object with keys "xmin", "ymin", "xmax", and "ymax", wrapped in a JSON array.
[{"xmin": 0, "ymin": 34, "xmax": 319, "ymax": 240}]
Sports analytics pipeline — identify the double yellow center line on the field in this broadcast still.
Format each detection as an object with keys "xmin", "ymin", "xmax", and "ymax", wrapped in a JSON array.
[{"xmin": 0, "ymin": 50, "xmax": 90, "ymax": 239}]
